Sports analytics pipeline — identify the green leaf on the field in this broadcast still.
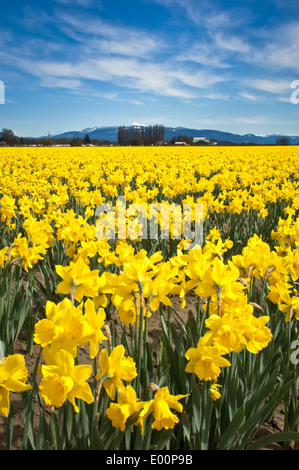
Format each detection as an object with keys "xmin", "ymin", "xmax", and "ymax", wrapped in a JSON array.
[
  {"xmin": 200, "ymin": 397, "xmax": 213, "ymax": 450},
  {"xmin": 181, "ymin": 411, "xmax": 191, "ymax": 443},
  {"xmin": 155, "ymin": 428, "xmax": 173, "ymax": 450},
  {"xmin": 49, "ymin": 411, "xmax": 63, "ymax": 450},
  {"xmin": 185, "ymin": 311, "xmax": 200, "ymax": 346},
  {"xmin": 159, "ymin": 313, "xmax": 185, "ymax": 393},
  {"xmin": 141, "ymin": 418, "xmax": 153, "ymax": 450},
  {"xmin": 216, "ymin": 403, "xmax": 246, "ymax": 450},
  {"xmin": 247, "ymin": 431, "xmax": 299, "ymax": 450},
  {"xmin": 237, "ymin": 402, "xmax": 275, "ymax": 449},
  {"xmin": 190, "ymin": 376, "xmax": 202, "ymax": 434}
]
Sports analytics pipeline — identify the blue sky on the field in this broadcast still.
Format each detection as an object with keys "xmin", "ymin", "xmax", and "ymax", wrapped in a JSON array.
[{"xmin": 0, "ymin": 0, "xmax": 299, "ymax": 137}]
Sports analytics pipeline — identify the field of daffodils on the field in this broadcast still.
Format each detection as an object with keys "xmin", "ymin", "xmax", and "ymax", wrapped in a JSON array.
[{"xmin": 0, "ymin": 145, "xmax": 298, "ymax": 450}]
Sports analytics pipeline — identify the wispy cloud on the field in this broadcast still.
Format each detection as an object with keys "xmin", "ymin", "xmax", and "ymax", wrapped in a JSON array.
[
  {"xmin": 238, "ymin": 91, "xmax": 264, "ymax": 102},
  {"xmin": 4, "ymin": 1, "xmax": 296, "ymax": 102},
  {"xmin": 147, "ymin": 0, "xmax": 238, "ymax": 29},
  {"xmin": 3, "ymin": 50, "xmax": 197, "ymax": 98},
  {"xmin": 2, "ymin": 0, "xmax": 298, "ymax": 136},
  {"xmin": 0, "ymin": 8, "xmax": 229, "ymax": 100},
  {"xmin": 54, "ymin": 0, "xmax": 94, "ymax": 6},
  {"xmin": 252, "ymin": 22, "xmax": 299, "ymax": 71},
  {"xmin": 246, "ymin": 79, "xmax": 291, "ymax": 95},
  {"xmin": 57, "ymin": 13, "xmax": 161, "ymax": 59},
  {"xmin": 213, "ymin": 33, "xmax": 251, "ymax": 55}
]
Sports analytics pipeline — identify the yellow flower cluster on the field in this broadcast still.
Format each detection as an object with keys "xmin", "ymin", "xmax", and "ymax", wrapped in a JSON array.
[
  {"xmin": 107, "ymin": 384, "xmax": 188, "ymax": 433},
  {"xmin": 97, "ymin": 344, "xmax": 188, "ymax": 433},
  {"xmin": 0, "ymin": 146, "xmax": 298, "ymax": 236},
  {"xmin": 33, "ymin": 297, "xmax": 107, "ymax": 412},
  {"xmin": 1, "ymin": 145, "xmax": 299, "ymax": 425},
  {"xmin": 44, "ymin": 236, "xmax": 274, "ymax": 395}
]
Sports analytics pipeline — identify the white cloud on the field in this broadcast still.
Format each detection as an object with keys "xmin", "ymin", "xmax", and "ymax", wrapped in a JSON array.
[
  {"xmin": 57, "ymin": 13, "xmax": 160, "ymax": 59},
  {"xmin": 3, "ymin": 0, "xmax": 297, "ymax": 117},
  {"xmin": 202, "ymin": 92, "xmax": 230, "ymax": 101},
  {"xmin": 1, "ymin": 8, "xmax": 230, "ymax": 101},
  {"xmin": 176, "ymin": 8, "xmax": 299, "ymax": 80},
  {"xmin": 128, "ymin": 100, "xmax": 144, "ymax": 106},
  {"xmin": 39, "ymin": 76, "xmax": 83, "ymax": 90},
  {"xmin": 247, "ymin": 22, "xmax": 299, "ymax": 71},
  {"xmin": 213, "ymin": 33, "xmax": 251, "ymax": 55},
  {"xmin": 148, "ymin": 0, "xmax": 233, "ymax": 29},
  {"xmin": 228, "ymin": 116, "xmax": 266, "ymax": 125},
  {"xmin": 10, "ymin": 53, "xmax": 200, "ymax": 99},
  {"xmin": 168, "ymin": 68, "xmax": 225, "ymax": 89},
  {"xmin": 54, "ymin": 0, "xmax": 94, "ymax": 6},
  {"xmin": 247, "ymin": 79, "xmax": 291, "ymax": 95},
  {"xmin": 238, "ymin": 91, "xmax": 263, "ymax": 102},
  {"xmin": 180, "ymin": 46, "xmax": 230, "ymax": 69}
]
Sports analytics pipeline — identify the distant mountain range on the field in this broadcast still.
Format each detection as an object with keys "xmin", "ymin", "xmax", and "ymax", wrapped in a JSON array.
[
  {"xmin": 1, "ymin": 125, "xmax": 299, "ymax": 144},
  {"xmin": 43, "ymin": 126, "xmax": 299, "ymax": 145}
]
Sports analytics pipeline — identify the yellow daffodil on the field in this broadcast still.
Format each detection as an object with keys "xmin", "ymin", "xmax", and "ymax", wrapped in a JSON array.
[
  {"xmin": 203, "ymin": 312, "xmax": 248, "ymax": 353},
  {"xmin": 206, "ymin": 227, "xmax": 221, "ymax": 242},
  {"xmin": 0, "ymin": 247, "xmax": 9, "ymax": 268},
  {"xmin": 140, "ymin": 386, "xmax": 188, "ymax": 431},
  {"xmin": 278, "ymin": 291, "xmax": 299, "ymax": 322},
  {"xmin": 185, "ymin": 338, "xmax": 231, "ymax": 381},
  {"xmin": 106, "ymin": 385, "xmax": 147, "ymax": 432},
  {"xmin": 143, "ymin": 273, "xmax": 173, "ymax": 312},
  {"xmin": 195, "ymin": 257, "xmax": 243, "ymax": 301},
  {"xmin": 0, "ymin": 354, "xmax": 32, "ymax": 417},
  {"xmin": 96, "ymin": 345, "xmax": 137, "ymax": 400},
  {"xmin": 56, "ymin": 256, "xmax": 99, "ymax": 302},
  {"xmin": 9, "ymin": 234, "xmax": 44, "ymax": 272},
  {"xmin": 33, "ymin": 298, "xmax": 85, "ymax": 357},
  {"xmin": 242, "ymin": 315, "xmax": 272, "ymax": 353},
  {"xmin": 79, "ymin": 299, "xmax": 107, "ymax": 358},
  {"xmin": 210, "ymin": 383, "xmax": 222, "ymax": 401},
  {"xmin": 39, "ymin": 349, "xmax": 94, "ymax": 413},
  {"xmin": 0, "ymin": 195, "xmax": 17, "ymax": 229}
]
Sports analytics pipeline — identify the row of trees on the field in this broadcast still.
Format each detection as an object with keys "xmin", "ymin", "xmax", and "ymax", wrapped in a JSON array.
[
  {"xmin": 117, "ymin": 124, "xmax": 165, "ymax": 146},
  {"xmin": 0, "ymin": 129, "xmax": 116, "ymax": 147}
]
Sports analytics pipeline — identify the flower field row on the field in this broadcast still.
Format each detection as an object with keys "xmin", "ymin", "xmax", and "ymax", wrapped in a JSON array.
[{"xmin": 0, "ymin": 145, "xmax": 299, "ymax": 450}]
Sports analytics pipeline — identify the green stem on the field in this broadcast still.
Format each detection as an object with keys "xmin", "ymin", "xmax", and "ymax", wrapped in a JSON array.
[{"xmin": 136, "ymin": 282, "xmax": 144, "ymax": 396}]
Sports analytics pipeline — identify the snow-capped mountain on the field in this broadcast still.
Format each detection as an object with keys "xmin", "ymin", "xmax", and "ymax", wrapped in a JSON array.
[
  {"xmin": 44, "ymin": 126, "xmax": 299, "ymax": 144},
  {"xmin": 3, "ymin": 126, "xmax": 298, "ymax": 144}
]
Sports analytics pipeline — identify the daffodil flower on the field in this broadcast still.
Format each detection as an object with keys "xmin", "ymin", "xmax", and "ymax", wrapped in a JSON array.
[
  {"xmin": 56, "ymin": 256, "xmax": 99, "ymax": 302},
  {"xmin": 210, "ymin": 383, "xmax": 222, "ymax": 401},
  {"xmin": 243, "ymin": 315, "xmax": 273, "ymax": 353},
  {"xmin": 79, "ymin": 298, "xmax": 107, "ymax": 358},
  {"xmin": 39, "ymin": 349, "xmax": 94, "ymax": 413},
  {"xmin": 0, "ymin": 247, "xmax": 9, "ymax": 268},
  {"xmin": 9, "ymin": 234, "xmax": 44, "ymax": 272},
  {"xmin": 185, "ymin": 338, "xmax": 231, "ymax": 382},
  {"xmin": 0, "ymin": 354, "xmax": 32, "ymax": 417},
  {"xmin": 33, "ymin": 298, "xmax": 85, "ymax": 357},
  {"xmin": 96, "ymin": 345, "xmax": 137, "ymax": 400},
  {"xmin": 140, "ymin": 386, "xmax": 188, "ymax": 432},
  {"xmin": 106, "ymin": 385, "xmax": 147, "ymax": 432},
  {"xmin": 203, "ymin": 312, "xmax": 249, "ymax": 353}
]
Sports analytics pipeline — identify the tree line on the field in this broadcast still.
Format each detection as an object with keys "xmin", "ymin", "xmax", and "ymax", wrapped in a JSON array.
[
  {"xmin": 0, "ymin": 127, "xmax": 297, "ymax": 147},
  {"xmin": 117, "ymin": 124, "xmax": 165, "ymax": 146},
  {"xmin": 0, "ymin": 129, "xmax": 117, "ymax": 147}
]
